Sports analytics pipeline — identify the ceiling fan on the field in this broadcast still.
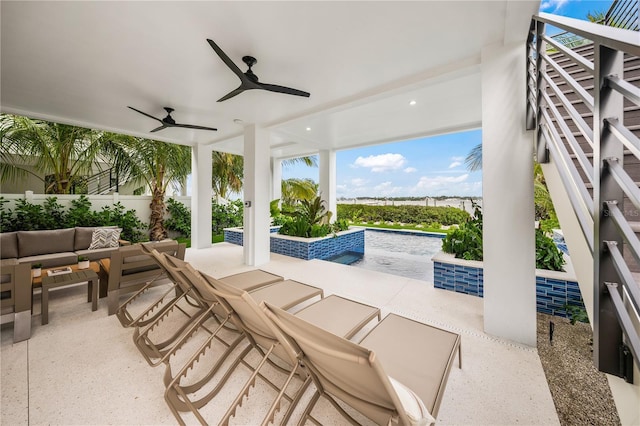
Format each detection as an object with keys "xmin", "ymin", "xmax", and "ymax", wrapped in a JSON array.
[
  {"xmin": 207, "ymin": 38, "xmax": 310, "ymax": 102},
  {"xmin": 127, "ymin": 106, "xmax": 217, "ymax": 132}
]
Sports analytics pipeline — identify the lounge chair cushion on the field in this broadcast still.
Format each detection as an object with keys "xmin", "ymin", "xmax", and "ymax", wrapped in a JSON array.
[
  {"xmin": 388, "ymin": 376, "xmax": 435, "ymax": 426},
  {"xmin": 88, "ymin": 228, "xmax": 122, "ymax": 249}
]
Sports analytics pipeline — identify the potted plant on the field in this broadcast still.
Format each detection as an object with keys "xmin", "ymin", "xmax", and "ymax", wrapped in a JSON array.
[
  {"xmin": 77, "ymin": 256, "xmax": 90, "ymax": 270},
  {"xmin": 31, "ymin": 263, "xmax": 42, "ymax": 277}
]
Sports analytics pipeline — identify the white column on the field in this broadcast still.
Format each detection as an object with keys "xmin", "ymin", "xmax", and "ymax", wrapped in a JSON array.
[
  {"xmin": 271, "ymin": 157, "xmax": 282, "ymax": 203},
  {"xmin": 319, "ymin": 150, "xmax": 337, "ymax": 222},
  {"xmin": 190, "ymin": 144, "xmax": 212, "ymax": 249},
  {"xmin": 243, "ymin": 124, "xmax": 271, "ymax": 266},
  {"xmin": 481, "ymin": 41, "xmax": 536, "ymax": 346}
]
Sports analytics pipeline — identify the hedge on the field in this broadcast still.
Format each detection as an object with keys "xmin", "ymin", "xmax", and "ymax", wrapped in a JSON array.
[{"xmin": 336, "ymin": 204, "xmax": 469, "ymax": 226}]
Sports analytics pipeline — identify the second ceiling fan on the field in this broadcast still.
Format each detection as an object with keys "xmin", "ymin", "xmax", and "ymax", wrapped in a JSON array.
[{"xmin": 207, "ymin": 38, "xmax": 310, "ymax": 102}]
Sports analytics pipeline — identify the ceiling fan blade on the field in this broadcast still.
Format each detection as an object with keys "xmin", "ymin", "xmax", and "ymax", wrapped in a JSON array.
[
  {"xmin": 207, "ymin": 39, "xmax": 246, "ymax": 80},
  {"xmin": 149, "ymin": 125, "xmax": 167, "ymax": 133},
  {"xmin": 217, "ymin": 87, "xmax": 246, "ymax": 102},
  {"xmin": 127, "ymin": 106, "xmax": 163, "ymax": 123},
  {"xmin": 175, "ymin": 124, "xmax": 218, "ymax": 132},
  {"xmin": 260, "ymin": 83, "xmax": 310, "ymax": 98}
]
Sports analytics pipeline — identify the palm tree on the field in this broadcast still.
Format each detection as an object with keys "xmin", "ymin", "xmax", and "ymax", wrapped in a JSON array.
[
  {"xmin": 281, "ymin": 178, "xmax": 318, "ymax": 206},
  {"xmin": 212, "ymin": 151, "xmax": 243, "ymax": 200},
  {"xmin": 107, "ymin": 134, "xmax": 191, "ymax": 241},
  {"xmin": 0, "ymin": 114, "xmax": 103, "ymax": 193},
  {"xmin": 464, "ymin": 143, "xmax": 482, "ymax": 172}
]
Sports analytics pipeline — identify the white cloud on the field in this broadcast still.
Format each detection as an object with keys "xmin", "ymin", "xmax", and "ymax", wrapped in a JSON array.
[
  {"xmin": 404, "ymin": 167, "xmax": 417, "ymax": 173},
  {"xmin": 448, "ymin": 161, "xmax": 462, "ymax": 169},
  {"xmin": 540, "ymin": 0, "xmax": 569, "ymax": 13},
  {"xmin": 352, "ymin": 153, "xmax": 407, "ymax": 173},
  {"xmin": 350, "ymin": 178, "xmax": 368, "ymax": 187}
]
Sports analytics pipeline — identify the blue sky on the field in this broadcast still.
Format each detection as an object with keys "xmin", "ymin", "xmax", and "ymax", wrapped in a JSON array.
[{"xmin": 283, "ymin": 0, "xmax": 613, "ymax": 199}]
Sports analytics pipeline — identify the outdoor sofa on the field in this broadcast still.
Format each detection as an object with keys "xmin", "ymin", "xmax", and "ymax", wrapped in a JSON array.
[{"xmin": 0, "ymin": 226, "xmax": 126, "ymax": 268}]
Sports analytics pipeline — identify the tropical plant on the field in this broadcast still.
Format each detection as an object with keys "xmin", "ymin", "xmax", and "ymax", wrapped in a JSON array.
[
  {"xmin": 212, "ymin": 151, "xmax": 243, "ymax": 199},
  {"xmin": 464, "ymin": 143, "xmax": 482, "ymax": 172},
  {"xmin": 441, "ymin": 202, "xmax": 484, "ymax": 261},
  {"xmin": 105, "ymin": 135, "xmax": 191, "ymax": 241},
  {"xmin": 535, "ymin": 228, "xmax": 565, "ymax": 271},
  {"xmin": 281, "ymin": 178, "xmax": 318, "ymax": 206},
  {"xmin": 296, "ymin": 195, "xmax": 329, "ymax": 226},
  {"xmin": 441, "ymin": 203, "xmax": 565, "ymax": 271},
  {"xmin": 0, "ymin": 114, "xmax": 104, "ymax": 193}
]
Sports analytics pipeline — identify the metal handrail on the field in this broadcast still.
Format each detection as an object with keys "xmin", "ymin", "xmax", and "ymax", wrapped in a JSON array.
[
  {"xmin": 536, "ymin": 13, "xmax": 640, "ymax": 54},
  {"xmin": 529, "ymin": 13, "xmax": 640, "ymax": 378}
]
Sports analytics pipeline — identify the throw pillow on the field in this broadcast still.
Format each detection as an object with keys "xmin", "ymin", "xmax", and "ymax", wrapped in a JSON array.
[{"xmin": 88, "ymin": 228, "xmax": 122, "ymax": 250}]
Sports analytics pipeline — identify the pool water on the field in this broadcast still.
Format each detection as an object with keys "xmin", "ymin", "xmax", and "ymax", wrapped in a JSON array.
[{"xmin": 328, "ymin": 229, "xmax": 445, "ymax": 282}]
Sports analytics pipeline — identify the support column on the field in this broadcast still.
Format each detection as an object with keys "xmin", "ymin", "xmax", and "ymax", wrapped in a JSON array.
[
  {"xmin": 319, "ymin": 150, "xmax": 337, "ymax": 222},
  {"xmin": 243, "ymin": 124, "xmax": 271, "ymax": 266},
  {"xmin": 190, "ymin": 144, "xmax": 212, "ymax": 249},
  {"xmin": 481, "ymin": 41, "xmax": 536, "ymax": 346},
  {"xmin": 271, "ymin": 157, "xmax": 282, "ymax": 203}
]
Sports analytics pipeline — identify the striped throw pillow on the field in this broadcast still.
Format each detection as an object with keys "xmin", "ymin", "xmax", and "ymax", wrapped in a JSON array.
[{"xmin": 88, "ymin": 228, "xmax": 122, "ymax": 250}]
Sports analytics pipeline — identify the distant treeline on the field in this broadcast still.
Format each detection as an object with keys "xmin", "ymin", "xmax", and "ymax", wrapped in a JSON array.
[
  {"xmin": 337, "ymin": 196, "xmax": 482, "ymax": 201},
  {"xmin": 336, "ymin": 204, "xmax": 470, "ymax": 226}
]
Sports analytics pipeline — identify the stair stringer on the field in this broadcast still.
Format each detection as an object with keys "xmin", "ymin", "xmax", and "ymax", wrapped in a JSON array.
[{"xmin": 540, "ymin": 160, "xmax": 595, "ymax": 326}]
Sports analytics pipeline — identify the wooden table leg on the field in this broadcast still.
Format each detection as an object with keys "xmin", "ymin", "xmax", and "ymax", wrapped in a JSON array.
[
  {"xmin": 90, "ymin": 277, "xmax": 98, "ymax": 312},
  {"xmin": 41, "ymin": 286, "xmax": 49, "ymax": 325}
]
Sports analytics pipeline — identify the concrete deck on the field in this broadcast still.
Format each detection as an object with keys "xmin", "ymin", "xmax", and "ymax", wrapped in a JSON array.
[{"xmin": 1, "ymin": 242, "xmax": 559, "ymax": 425}]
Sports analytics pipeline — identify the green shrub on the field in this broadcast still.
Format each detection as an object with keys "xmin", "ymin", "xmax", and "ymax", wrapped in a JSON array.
[
  {"xmin": 165, "ymin": 198, "xmax": 191, "ymax": 237},
  {"xmin": 94, "ymin": 202, "xmax": 146, "ymax": 243},
  {"xmin": 65, "ymin": 195, "xmax": 99, "ymax": 227},
  {"xmin": 278, "ymin": 196, "xmax": 348, "ymax": 238},
  {"xmin": 212, "ymin": 199, "xmax": 243, "ymax": 234},
  {"xmin": 441, "ymin": 203, "xmax": 483, "ymax": 261},
  {"xmin": 0, "ymin": 196, "xmax": 147, "ymax": 242}
]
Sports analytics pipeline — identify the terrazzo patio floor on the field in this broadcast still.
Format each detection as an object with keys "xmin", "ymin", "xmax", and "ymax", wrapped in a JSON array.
[{"xmin": 1, "ymin": 242, "xmax": 559, "ymax": 425}]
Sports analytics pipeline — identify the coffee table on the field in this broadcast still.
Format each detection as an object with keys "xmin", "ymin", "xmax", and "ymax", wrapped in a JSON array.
[{"xmin": 35, "ymin": 262, "xmax": 100, "ymax": 325}]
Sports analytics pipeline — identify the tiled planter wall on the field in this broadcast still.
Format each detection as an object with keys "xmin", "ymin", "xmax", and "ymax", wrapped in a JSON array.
[
  {"xmin": 432, "ymin": 252, "xmax": 585, "ymax": 319},
  {"xmin": 224, "ymin": 226, "xmax": 280, "ymax": 246},
  {"xmin": 224, "ymin": 227, "xmax": 365, "ymax": 261}
]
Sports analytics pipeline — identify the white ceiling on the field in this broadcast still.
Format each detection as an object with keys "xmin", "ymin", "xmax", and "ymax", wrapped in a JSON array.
[{"xmin": 1, "ymin": 1, "xmax": 539, "ymax": 158}]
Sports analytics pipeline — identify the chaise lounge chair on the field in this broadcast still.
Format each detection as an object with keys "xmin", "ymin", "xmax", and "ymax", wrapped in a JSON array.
[
  {"xmin": 132, "ymin": 252, "xmax": 290, "ymax": 367},
  {"xmin": 163, "ymin": 263, "xmax": 381, "ymax": 426},
  {"xmin": 263, "ymin": 302, "xmax": 462, "ymax": 426}
]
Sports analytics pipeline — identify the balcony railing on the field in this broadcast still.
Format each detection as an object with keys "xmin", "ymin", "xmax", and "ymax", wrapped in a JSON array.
[{"xmin": 527, "ymin": 12, "xmax": 640, "ymax": 382}]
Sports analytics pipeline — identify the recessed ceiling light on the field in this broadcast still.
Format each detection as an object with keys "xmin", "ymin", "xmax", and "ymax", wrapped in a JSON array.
[
  {"xmin": 306, "ymin": 127, "xmax": 311, "ymax": 131},
  {"xmin": 233, "ymin": 119, "xmax": 243, "ymax": 124},
  {"xmin": 409, "ymin": 100, "xmax": 417, "ymax": 106}
]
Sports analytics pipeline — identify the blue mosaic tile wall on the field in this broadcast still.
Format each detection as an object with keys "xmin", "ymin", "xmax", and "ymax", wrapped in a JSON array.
[
  {"xmin": 224, "ymin": 228, "xmax": 365, "ymax": 261},
  {"xmin": 271, "ymin": 229, "xmax": 365, "ymax": 260},
  {"xmin": 224, "ymin": 229, "xmax": 243, "ymax": 246},
  {"xmin": 434, "ymin": 260, "xmax": 585, "ymax": 319}
]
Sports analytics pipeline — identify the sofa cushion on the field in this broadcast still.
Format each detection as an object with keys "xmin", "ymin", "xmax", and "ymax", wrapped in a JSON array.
[
  {"xmin": 17, "ymin": 229, "xmax": 75, "ymax": 258},
  {"xmin": 74, "ymin": 226, "xmax": 118, "ymax": 251},
  {"xmin": 18, "ymin": 252, "xmax": 78, "ymax": 269},
  {"xmin": 75, "ymin": 247, "xmax": 119, "ymax": 261},
  {"xmin": 1, "ymin": 232, "xmax": 19, "ymax": 259},
  {"xmin": 88, "ymin": 228, "xmax": 122, "ymax": 249}
]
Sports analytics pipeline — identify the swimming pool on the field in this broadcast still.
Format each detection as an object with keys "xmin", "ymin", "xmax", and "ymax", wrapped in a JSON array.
[{"xmin": 329, "ymin": 229, "xmax": 445, "ymax": 282}]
